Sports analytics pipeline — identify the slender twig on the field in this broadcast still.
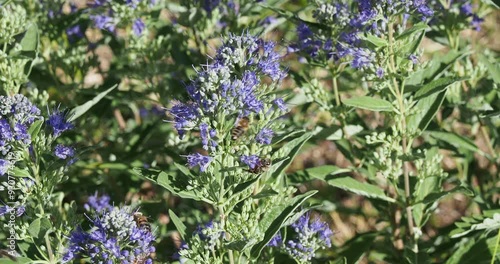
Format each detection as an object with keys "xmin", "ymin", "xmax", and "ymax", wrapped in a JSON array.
[
  {"xmin": 388, "ymin": 23, "xmax": 415, "ymax": 240},
  {"xmin": 491, "ymin": 228, "xmax": 500, "ymax": 264}
]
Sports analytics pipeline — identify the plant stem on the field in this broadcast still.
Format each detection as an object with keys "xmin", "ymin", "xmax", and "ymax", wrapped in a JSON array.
[
  {"xmin": 332, "ymin": 73, "xmax": 340, "ymax": 107},
  {"xmin": 491, "ymin": 228, "xmax": 500, "ymax": 264},
  {"xmin": 45, "ymin": 234, "xmax": 55, "ymax": 264},
  {"xmin": 388, "ymin": 22, "xmax": 415, "ymax": 241}
]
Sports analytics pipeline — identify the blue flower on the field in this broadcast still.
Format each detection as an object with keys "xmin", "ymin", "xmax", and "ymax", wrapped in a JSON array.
[
  {"xmin": 84, "ymin": 193, "xmax": 112, "ymax": 213},
  {"xmin": 14, "ymin": 123, "xmax": 30, "ymax": 145},
  {"xmin": 0, "ymin": 159, "xmax": 10, "ymax": 176},
  {"xmin": 47, "ymin": 108, "xmax": 74, "ymax": 137},
  {"xmin": 460, "ymin": 3, "xmax": 474, "ymax": 16},
  {"xmin": 63, "ymin": 205, "xmax": 155, "ymax": 263},
  {"xmin": 273, "ymin": 98, "xmax": 288, "ymax": 112},
  {"xmin": 240, "ymin": 155, "xmax": 260, "ymax": 169},
  {"xmin": 132, "ymin": 18, "xmax": 146, "ymax": 36},
  {"xmin": 471, "ymin": 15, "xmax": 484, "ymax": 31},
  {"xmin": 54, "ymin": 144, "xmax": 75, "ymax": 159},
  {"xmin": 256, "ymin": 128, "xmax": 274, "ymax": 145},
  {"xmin": 268, "ymin": 232, "xmax": 282, "ymax": 247},
  {"xmin": 186, "ymin": 153, "xmax": 212, "ymax": 172},
  {"xmin": 66, "ymin": 25, "xmax": 84, "ymax": 42},
  {"xmin": 376, "ymin": 68, "xmax": 384, "ymax": 78},
  {"xmin": 91, "ymin": 15, "xmax": 116, "ymax": 32}
]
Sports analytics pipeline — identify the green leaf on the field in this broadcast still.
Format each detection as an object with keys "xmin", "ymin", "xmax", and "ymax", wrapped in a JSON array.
[
  {"xmin": 396, "ymin": 23, "xmax": 429, "ymax": 40},
  {"xmin": 168, "ymin": 209, "xmax": 187, "ymax": 240},
  {"xmin": 9, "ymin": 167, "xmax": 32, "ymax": 178},
  {"xmin": 19, "ymin": 24, "xmax": 39, "ymax": 52},
  {"xmin": 28, "ymin": 119, "xmax": 44, "ymax": 139},
  {"xmin": 250, "ymin": 191, "xmax": 317, "ymax": 258},
  {"xmin": 343, "ymin": 96, "xmax": 393, "ymax": 112},
  {"xmin": 155, "ymin": 171, "xmax": 203, "ymax": 201},
  {"xmin": 0, "ymin": 257, "xmax": 32, "ymax": 264},
  {"xmin": 427, "ymin": 131, "xmax": 482, "ymax": 154},
  {"xmin": 417, "ymin": 185, "xmax": 474, "ymax": 205},
  {"xmin": 407, "ymin": 90, "xmax": 447, "ymax": 132},
  {"xmin": 363, "ymin": 34, "xmax": 387, "ymax": 47},
  {"xmin": 479, "ymin": 54, "xmax": 500, "ymax": 83},
  {"xmin": 174, "ymin": 162, "xmax": 193, "ymax": 177},
  {"xmin": 18, "ymin": 23, "xmax": 39, "ymax": 77},
  {"xmin": 27, "ymin": 218, "xmax": 51, "ymax": 239},
  {"xmin": 326, "ymin": 176, "xmax": 396, "ymax": 203},
  {"xmin": 270, "ymin": 132, "xmax": 312, "ymax": 179},
  {"xmin": 414, "ymin": 77, "xmax": 466, "ymax": 99},
  {"xmin": 339, "ymin": 232, "xmax": 377, "ymax": 264},
  {"xmin": 446, "ymin": 236, "xmax": 499, "ymax": 264},
  {"xmin": 68, "ymin": 85, "xmax": 117, "ymax": 122},
  {"xmin": 290, "ymin": 165, "xmax": 351, "ymax": 183}
]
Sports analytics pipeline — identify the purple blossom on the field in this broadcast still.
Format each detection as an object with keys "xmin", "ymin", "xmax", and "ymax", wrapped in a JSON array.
[
  {"xmin": 14, "ymin": 123, "xmax": 30, "ymax": 145},
  {"xmin": 0, "ymin": 159, "xmax": 9, "ymax": 176},
  {"xmin": 460, "ymin": 3, "xmax": 474, "ymax": 16},
  {"xmin": 240, "ymin": 155, "xmax": 260, "ymax": 169},
  {"xmin": 376, "ymin": 68, "xmax": 384, "ymax": 78},
  {"xmin": 132, "ymin": 18, "xmax": 146, "ymax": 36},
  {"xmin": 47, "ymin": 108, "xmax": 74, "ymax": 137},
  {"xmin": 66, "ymin": 25, "xmax": 84, "ymax": 42},
  {"xmin": 63, "ymin": 206, "xmax": 155, "ymax": 263},
  {"xmin": 84, "ymin": 193, "xmax": 112, "ymax": 213},
  {"xmin": 268, "ymin": 233, "xmax": 282, "ymax": 247},
  {"xmin": 186, "ymin": 153, "xmax": 212, "ymax": 172},
  {"xmin": 169, "ymin": 102, "xmax": 198, "ymax": 138},
  {"xmin": 91, "ymin": 15, "xmax": 115, "ymax": 32},
  {"xmin": 273, "ymin": 98, "xmax": 288, "ymax": 112},
  {"xmin": 409, "ymin": 54, "xmax": 418, "ymax": 64},
  {"xmin": 255, "ymin": 128, "xmax": 274, "ymax": 145},
  {"xmin": 54, "ymin": 145, "xmax": 75, "ymax": 159},
  {"xmin": 471, "ymin": 15, "xmax": 484, "ymax": 31}
]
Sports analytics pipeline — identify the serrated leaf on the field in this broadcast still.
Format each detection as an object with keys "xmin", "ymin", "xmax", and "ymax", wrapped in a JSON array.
[
  {"xmin": 271, "ymin": 132, "xmax": 312, "ymax": 178},
  {"xmin": 250, "ymin": 191, "xmax": 317, "ymax": 258},
  {"xmin": 407, "ymin": 90, "xmax": 447, "ymax": 132},
  {"xmin": 446, "ymin": 236, "xmax": 499, "ymax": 264},
  {"xmin": 343, "ymin": 96, "xmax": 393, "ymax": 112},
  {"xmin": 169, "ymin": 209, "xmax": 187, "ymax": 240},
  {"xmin": 68, "ymin": 85, "xmax": 117, "ymax": 122},
  {"xmin": 27, "ymin": 218, "xmax": 51, "ymax": 239},
  {"xmin": 326, "ymin": 176, "xmax": 396, "ymax": 203},
  {"xmin": 414, "ymin": 77, "xmax": 466, "ymax": 99},
  {"xmin": 427, "ymin": 131, "xmax": 481, "ymax": 154},
  {"xmin": 417, "ymin": 185, "xmax": 474, "ymax": 205},
  {"xmin": 155, "ymin": 171, "xmax": 203, "ymax": 201},
  {"xmin": 290, "ymin": 165, "xmax": 351, "ymax": 183}
]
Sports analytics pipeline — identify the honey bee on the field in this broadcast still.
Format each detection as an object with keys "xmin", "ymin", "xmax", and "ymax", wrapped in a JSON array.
[
  {"xmin": 248, "ymin": 158, "xmax": 272, "ymax": 174},
  {"xmin": 133, "ymin": 212, "xmax": 154, "ymax": 264},
  {"xmin": 133, "ymin": 212, "xmax": 152, "ymax": 233},
  {"xmin": 231, "ymin": 116, "xmax": 250, "ymax": 140}
]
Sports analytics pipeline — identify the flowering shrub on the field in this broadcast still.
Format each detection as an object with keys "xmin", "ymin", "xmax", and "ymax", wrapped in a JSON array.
[{"xmin": 0, "ymin": 0, "xmax": 499, "ymax": 263}]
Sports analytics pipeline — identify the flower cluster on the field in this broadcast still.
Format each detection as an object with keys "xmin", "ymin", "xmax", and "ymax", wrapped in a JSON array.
[
  {"xmin": 0, "ymin": 94, "xmax": 41, "ymax": 175},
  {"xmin": 176, "ymin": 221, "xmax": 224, "ymax": 263},
  {"xmin": 269, "ymin": 212, "xmax": 333, "ymax": 262},
  {"xmin": 431, "ymin": 0, "xmax": 485, "ymax": 31},
  {"xmin": 88, "ymin": 0, "xmax": 154, "ymax": 36},
  {"xmin": 169, "ymin": 32, "xmax": 288, "ymax": 172},
  {"xmin": 295, "ymin": 0, "xmax": 435, "ymax": 74},
  {"xmin": 63, "ymin": 197, "xmax": 155, "ymax": 264}
]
